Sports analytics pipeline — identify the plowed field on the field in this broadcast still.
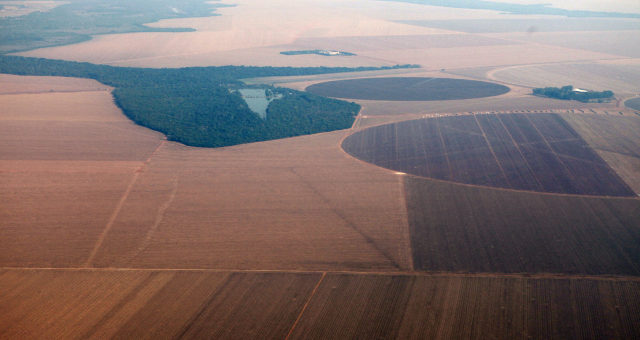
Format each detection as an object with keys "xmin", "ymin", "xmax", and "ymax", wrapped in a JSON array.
[
  {"xmin": 343, "ymin": 113, "xmax": 635, "ymax": 196},
  {"xmin": 405, "ymin": 175, "xmax": 640, "ymax": 275},
  {"xmin": 2, "ymin": 270, "xmax": 639, "ymax": 339},
  {"xmin": 306, "ymin": 77, "xmax": 509, "ymax": 101}
]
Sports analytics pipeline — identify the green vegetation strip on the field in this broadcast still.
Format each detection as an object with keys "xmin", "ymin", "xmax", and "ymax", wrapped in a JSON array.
[
  {"xmin": 0, "ymin": 56, "xmax": 416, "ymax": 147},
  {"xmin": 533, "ymin": 85, "xmax": 614, "ymax": 103},
  {"xmin": 0, "ymin": 0, "xmax": 227, "ymax": 54}
]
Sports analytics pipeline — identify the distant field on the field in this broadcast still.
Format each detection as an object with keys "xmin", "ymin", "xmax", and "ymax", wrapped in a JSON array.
[
  {"xmin": 399, "ymin": 18, "xmax": 640, "ymax": 33},
  {"xmin": 405, "ymin": 175, "xmax": 640, "ymax": 275},
  {"xmin": 626, "ymin": 98, "xmax": 640, "ymax": 110},
  {"xmin": 306, "ymin": 77, "xmax": 509, "ymax": 101},
  {"xmin": 343, "ymin": 113, "xmax": 635, "ymax": 196},
  {"xmin": 382, "ymin": 0, "xmax": 640, "ymax": 18},
  {"xmin": 0, "ymin": 0, "xmax": 222, "ymax": 53},
  {"xmin": 493, "ymin": 31, "xmax": 640, "ymax": 59},
  {"xmin": 491, "ymin": 63, "xmax": 640, "ymax": 94},
  {"xmin": 291, "ymin": 34, "xmax": 516, "ymax": 52}
]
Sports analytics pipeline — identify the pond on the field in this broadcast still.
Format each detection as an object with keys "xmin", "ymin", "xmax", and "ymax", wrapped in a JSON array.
[{"xmin": 238, "ymin": 89, "xmax": 281, "ymax": 119}]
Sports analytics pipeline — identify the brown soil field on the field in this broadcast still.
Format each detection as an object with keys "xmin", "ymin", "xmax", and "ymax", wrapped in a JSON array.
[
  {"xmin": 88, "ymin": 132, "xmax": 411, "ymax": 271},
  {"xmin": 0, "ymin": 80, "xmax": 165, "ymax": 267},
  {"xmin": 344, "ymin": 113, "xmax": 635, "ymax": 196},
  {"xmin": 289, "ymin": 273, "xmax": 640, "ymax": 339},
  {"xmin": 405, "ymin": 175, "xmax": 640, "ymax": 275},
  {"xmin": 0, "ymin": 75, "xmax": 411, "ymax": 271},
  {"xmin": 2, "ymin": 269, "xmax": 638, "ymax": 339},
  {"xmin": 0, "ymin": 90, "xmax": 162, "ymax": 160},
  {"xmin": 562, "ymin": 113, "xmax": 640, "ymax": 195},
  {"xmin": 0, "ymin": 269, "xmax": 321, "ymax": 339},
  {"xmin": 306, "ymin": 77, "xmax": 510, "ymax": 101}
]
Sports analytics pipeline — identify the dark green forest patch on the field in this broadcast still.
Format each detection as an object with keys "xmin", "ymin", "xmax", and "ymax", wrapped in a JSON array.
[
  {"xmin": 533, "ymin": 85, "xmax": 614, "ymax": 103},
  {"xmin": 0, "ymin": 56, "xmax": 413, "ymax": 147}
]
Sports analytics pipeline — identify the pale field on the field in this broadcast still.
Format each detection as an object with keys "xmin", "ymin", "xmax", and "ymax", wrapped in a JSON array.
[
  {"xmin": 486, "ymin": 30, "xmax": 640, "ymax": 58},
  {"xmin": 562, "ymin": 113, "xmax": 640, "ymax": 195},
  {"xmin": 497, "ymin": 0, "xmax": 640, "ymax": 13},
  {"xmin": 0, "ymin": 74, "xmax": 109, "ymax": 95},
  {"xmin": 15, "ymin": 0, "xmax": 630, "ymax": 69},
  {"xmin": 0, "ymin": 74, "xmax": 411, "ymax": 271},
  {"xmin": 0, "ymin": 1, "xmax": 63, "ymax": 17},
  {"xmin": 90, "ymin": 130, "xmax": 412, "ymax": 271},
  {"xmin": 489, "ymin": 62, "xmax": 640, "ymax": 96},
  {"xmin": 17, "ymin": 0, "xmax": 456, "ymax": 67},
  {"xmin": 0, "ymin": 76, "xmax": 163, "ymax": 267}
]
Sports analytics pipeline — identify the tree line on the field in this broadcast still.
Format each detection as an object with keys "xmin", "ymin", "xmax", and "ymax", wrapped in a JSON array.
[
  {"xmin": 533, "ymin": 85, "xmax": 614, "ymax": 103},
  {"xmin": 0, "ymin": 56, "xmax": 410, "ymax": 147}
]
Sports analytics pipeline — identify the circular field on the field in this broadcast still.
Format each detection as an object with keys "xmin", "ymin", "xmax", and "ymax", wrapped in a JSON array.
[
  {"xmin": 625, "ymin": 97, "xmax": 640, "ymax": 110},
  {"xmin": 342, "ymin": 113, "xmax": 635, "ymax": 197},
  {"xmin": 305, "ymin": 77, "xmax": 510, "ymax": 101}
]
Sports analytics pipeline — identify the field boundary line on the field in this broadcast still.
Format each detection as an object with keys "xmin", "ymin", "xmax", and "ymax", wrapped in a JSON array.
[
  {"xmin": 285, "ymin": 272, "xmax": 326, "ymax": 340},
  {"xmin": 398, "ymin": 175, "xmax": 414, "ymax": 271},
  {"xmin": 523, "ymin": 114, "xmax": 589, "ymax": 191},
  {"xmin": 473, "ymin": 113, "xmax": 512, "ymax": 187},
  {"xmin": 496, "ymin": 114, "xmax": 545, "ymax": 190},
  {"xmin": 125, "ymin": 175, "xmax": 179, "ymax": 265},
  {"xmin": 84, "ymin": 141, "xmax": 165, "ymax": 267},
  {"xmin": 289, "ymin": 167, "xmax": 401, "ymax": 269},
  {"xmin": 435, "ymin": 117, "xmax": 454, "ymax": 179},
  {"xmin": 3, "ymin": 267, "xmax": 640, "ymax": 281}
]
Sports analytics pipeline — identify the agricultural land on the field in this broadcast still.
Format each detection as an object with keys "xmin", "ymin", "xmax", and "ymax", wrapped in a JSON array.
[
  {"xmin": 305, "ymin": 77, "xmax": 510, "ymax": 101},
  {"xmin": 1, "ymin": 0, "xmax": 640, "ymax": 338}
]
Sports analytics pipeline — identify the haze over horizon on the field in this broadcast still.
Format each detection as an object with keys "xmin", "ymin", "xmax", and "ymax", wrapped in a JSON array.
[{"xmin": 497, "ymin": 0, "xmax": 640, "ymax": 14}]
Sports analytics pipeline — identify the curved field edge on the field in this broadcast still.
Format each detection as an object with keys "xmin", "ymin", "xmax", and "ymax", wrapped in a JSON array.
[
  {"xmin": 342, "ymin": 113, "xmax": 636, "ymax": 197},
  {"xmin": 626, "ymin": 97, "xmax": 640, "ymax": 111},
  {"xmin": 305, "ymin": 77, "xmax": 510, "ymax": 101},
  {"xmin": 0, "ymin": 56, "xmax": 415, "ymax": 147}
]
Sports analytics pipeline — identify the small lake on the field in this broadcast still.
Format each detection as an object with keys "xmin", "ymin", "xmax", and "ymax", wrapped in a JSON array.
[{"xmin": 238, "ymin": 89, "xmax": 281, "ymax": 119}]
